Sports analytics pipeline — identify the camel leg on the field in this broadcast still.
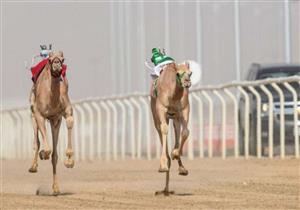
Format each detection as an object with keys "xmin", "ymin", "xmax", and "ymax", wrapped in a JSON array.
[
  {"xmin": 171, "ymin": 118, "xmax": 181, "ymax": 160},
  {"xmin": 178, "ymin": 106, "xmax": 190, "ymax": 157},
  {"xmin": 156, "ymin": 104, "xmax": 170, "ymax": 172},
  {"xmin": 50, "ymin": 117, "xmax": 62, "ymax": 195},
  {"xmin": 64, "ymin": 105, "xmax": 74, "ymax": 168},
  {"xmin": 151, "ymin": 98, "xmax": 162, "ymax": 145},
  {"xmin": 28, "ymin": 112, "xmax": 40, "ymax": 173},
  {"xmin": 34, "ymin": 112, "xmax": 51, "ymax": 160},
  {"xmin": 155, "ymin": 145, "xmax": 174, "ymax": 196},
  {"xmin": 171, "ymin": 118, "xmax": 188, "ymax": 176},
  {"xmin": 29, "ymin": 86, "xmax": 35, "ymax": 113},
  {"xmin": 150, "ymin": 98, "xmax": 169, "ymax": 172}
]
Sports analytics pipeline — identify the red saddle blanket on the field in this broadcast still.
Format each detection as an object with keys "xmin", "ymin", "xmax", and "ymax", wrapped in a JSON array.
[{"xmin": 31, "ymin": 59, "xmax": 67, "ymax": 82}]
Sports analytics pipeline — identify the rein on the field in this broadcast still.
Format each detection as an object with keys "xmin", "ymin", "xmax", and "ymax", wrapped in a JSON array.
[{"xmin": 176, "ymin": 72, "xmax": 186, "ymax": 87}]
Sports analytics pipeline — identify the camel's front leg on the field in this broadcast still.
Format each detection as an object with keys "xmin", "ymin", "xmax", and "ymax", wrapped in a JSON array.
[
  {"xmin": 178, "ymin": 106, "xmax": 190, "ymax": 158},
  {"xmin": 156, "ymin": 105, "xmax": 170, "ymax": 173},
  {"xmin": 64, "ymin": 105, "xmax": 74, "ymax": 168},
  {"xmin": 50, "ymin": 117, "xmax": 62, "ymax": 195},
  {"xmin": 155, "ymin": 116, "xmax": 173, "ymax": 196},
  {"xmin": 155, "ymin": 171, "xmax": 175, "ymax": 196},
  {"xmin": 171, "ymin": 118, "xmax": 188, "ymax": 176},
  {"xmin": 34, "ymin": 111, "xmax": 51, "ymax": 160},
  {"xmin": 28, "ymin": 112, "xmax": 40, "ymax": 173}
]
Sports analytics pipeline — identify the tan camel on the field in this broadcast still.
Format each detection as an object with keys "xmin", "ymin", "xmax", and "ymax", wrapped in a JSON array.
[
  {"xmin": 28, "ymin": 51, "xmax": 74, "ymax": 195},
  {"xmin": 150, "ymin": 62, "xmax": 192, "ymax": 195}
]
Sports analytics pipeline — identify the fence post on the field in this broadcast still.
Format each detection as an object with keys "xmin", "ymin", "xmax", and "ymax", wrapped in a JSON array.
[
  {"xmin": 91, "ymin": 101, "xmax": 103, "ymax": 159},
  {"xmin": 260, "ymin": 84, "xmax": 274, "ymax": 159},
  {"xmin": 191, "ymin": 92, "xmax": 204, "ymax": 158},
  {"xmin": 188, "ymin": 95, "xmax": 194, "ymax": 160},
  {"xmin": 248, "ymin": 86, "xmax": 262, "ymax": 158},
  {"xmin": 124, "ymin": 99, "xmax": 136, "ymax": 159},
  {"xmin": 107, "ymin": 100, "xmax": 118, "ymax": 160},
  {"xmin": 11, "ymin": 111, "xmax": 23, "ymax": 159},
  {"xmin": 17, "ymin": 109, "xmax": 30, "ymax": 159},
  {"xmin": 238, "ymin": 86, "xmax": 250, "ymax": 159},
  {"xmin": 224, "ymin": 88, "xmax": 239, "ymax": 158},
  {"xmin": 74, "ymin": 105, "xmax": 86, "ymax": 161},
  {"xmin": 83, "ymin": 103, "xmax": 95, "ymax": 161},
  {"xmin": 271, "ymin": 83, "xmax": 286, "ymax": 159},
  {"xmin": 1, "ymin": 112, "xmax": 15, "ymax": 159},
  {"xmin": 283, "ymin": 82, "xmax": 299, "ymax": 158},
  {"xmin": 25, "ymin": 109, "xmax": 33, "ymax": 159},
  {"xmin": 213, "ymin": 90, "xmax": 227, "ymax": 159},
  {"xmin": 139, "ymin": 96, "xmax": 152, "ymax": 160},
  {"xmin": 130, "ymin": 97, "xmax": 143, "ymax": 159},
  {"xmin": 100, "ymin": 101, "xmax": 111, "ymax": 161},
  {"xmin": 116, "ymin": 99, "xmax": 127, "ymax": 160},
  {"xmin": 202, "ymin": 90, "xmax": 214, "ymax": 158},
  {"xmin": 72, "ymin": 105, "xmax": 80, "ymax": 161}
]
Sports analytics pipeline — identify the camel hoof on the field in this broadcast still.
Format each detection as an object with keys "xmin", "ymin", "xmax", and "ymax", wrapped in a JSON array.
[
  {"xmin": 64, "ymin": 159, "xmax": 75, "ymax": 168},
  {"xmin": 155, "ymin": 190, "xmax": 175, "ymax": 196},
  {"xmin": 28, "ymin": 165, "xmax": 38, "ymax": 173},
  {"xmin": 39, "ymin": 150, "xmax": 51, "ymax": 160},
  {"xmin": 171, "ymin": 149, "xmax": 180, "ymax": 160},
  {"xmin": 158, "ymin": 165, "xmax": 169, "ymax": 173},
  {"xmin": 52, "ymin": 184, "xmax": 60, "ymax": 196},
  {"xmin": 178, "ymin": 166, "xmax": 188, "ymax": 176}
]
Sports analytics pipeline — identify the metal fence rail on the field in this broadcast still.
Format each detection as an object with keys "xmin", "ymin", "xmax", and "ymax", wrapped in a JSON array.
[{"xmin": 1, "ymin": 76, "xmax": 299, "ymax": 160}]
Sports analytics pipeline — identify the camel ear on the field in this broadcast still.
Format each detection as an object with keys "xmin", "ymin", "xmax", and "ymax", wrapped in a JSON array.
[
  {"xmin": 58, "ymin": 51, "xmax": 64, "ymax": 58},
  {"xmin": 58, "ymin": 51, "xmax": 64, "ymax": 62},
  {"xmin": 185, "ymin": 61, "xmax": 190, "ymax": 69},
  {"xmin": 48, "ymin": 52, "xmax": 54, "ymax": 61}
]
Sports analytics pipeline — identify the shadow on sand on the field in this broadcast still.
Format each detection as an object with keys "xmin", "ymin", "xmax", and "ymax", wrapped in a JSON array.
[
  {"xmin": 36, "ymin": 191, "xmax": 74, "ymax": 196},
  {"xmin": 154, "ymin": 191, "xmax": 194, "ymax": 197},
  {"xmin": 35, "ymin": 186, "xmax": 74, "ymax": 196}
]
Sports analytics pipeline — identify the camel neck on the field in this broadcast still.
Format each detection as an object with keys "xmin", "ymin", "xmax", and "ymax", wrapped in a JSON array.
[
  {"xmin": 44, "ymin": 65, "xmax": 61, "ymax": 106},
  {"xmin": 160, "ymin": 66, "xmax": 184, "ymax": 98}
]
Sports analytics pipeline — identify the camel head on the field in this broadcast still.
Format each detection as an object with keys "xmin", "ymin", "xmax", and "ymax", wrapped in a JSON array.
[
  {"xmin": 48, "ymin": 51, "xmax": 64, "ymax": 78},
  {"xmin": 177, "ymin": 61, "xmax": 192, "ymax": 88}
]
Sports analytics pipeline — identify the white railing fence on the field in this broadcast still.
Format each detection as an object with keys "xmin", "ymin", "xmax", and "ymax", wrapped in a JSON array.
[{"xmin": 1, "ymin": 76, "xmax": 300, "ymax": 160}]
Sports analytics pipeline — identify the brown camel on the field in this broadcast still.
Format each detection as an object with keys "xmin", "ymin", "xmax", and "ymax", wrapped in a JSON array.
[
  {"xmin": 28, "ymin": 51, "xmax": 74, "ymax": 195},
  {"xmin": 150, "ymin": 62, "xmax": 192, "ymax": 196}
]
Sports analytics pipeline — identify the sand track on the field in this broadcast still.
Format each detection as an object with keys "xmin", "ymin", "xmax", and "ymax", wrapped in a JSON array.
[{"xmin": 1, "ymin": 158, "xmax": 299, "ymax": 209}]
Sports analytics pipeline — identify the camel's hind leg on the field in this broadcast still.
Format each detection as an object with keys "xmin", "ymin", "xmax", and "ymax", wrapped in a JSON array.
[
  {"xmin": 171, "ymin": 117, "xmax": 188, "ymax": 176},
  {"xmin": 50, "ymin": 117, "xmax": 62, "ymax": 195},
  {"xmin": 63, "ymin": 105, "xmax": 74, "ymax": 168},
  {"xmin": 28, "ymin": 113, "xmax": 40, "ymax": 173}
]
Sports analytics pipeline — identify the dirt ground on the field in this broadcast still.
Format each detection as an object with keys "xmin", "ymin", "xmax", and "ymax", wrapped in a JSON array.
[{"xmin": 1, "ymin": 157, "xmax": 300, "ymax": 210}]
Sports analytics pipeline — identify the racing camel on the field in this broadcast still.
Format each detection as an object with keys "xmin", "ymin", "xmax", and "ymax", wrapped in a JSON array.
[
  {"xmin": 28, "ymin": 51, "xmax": 74, "ymax": 195},
  {"xmin": 150, "ymin": 61, "xmax": 192, "ymax": 196}
]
